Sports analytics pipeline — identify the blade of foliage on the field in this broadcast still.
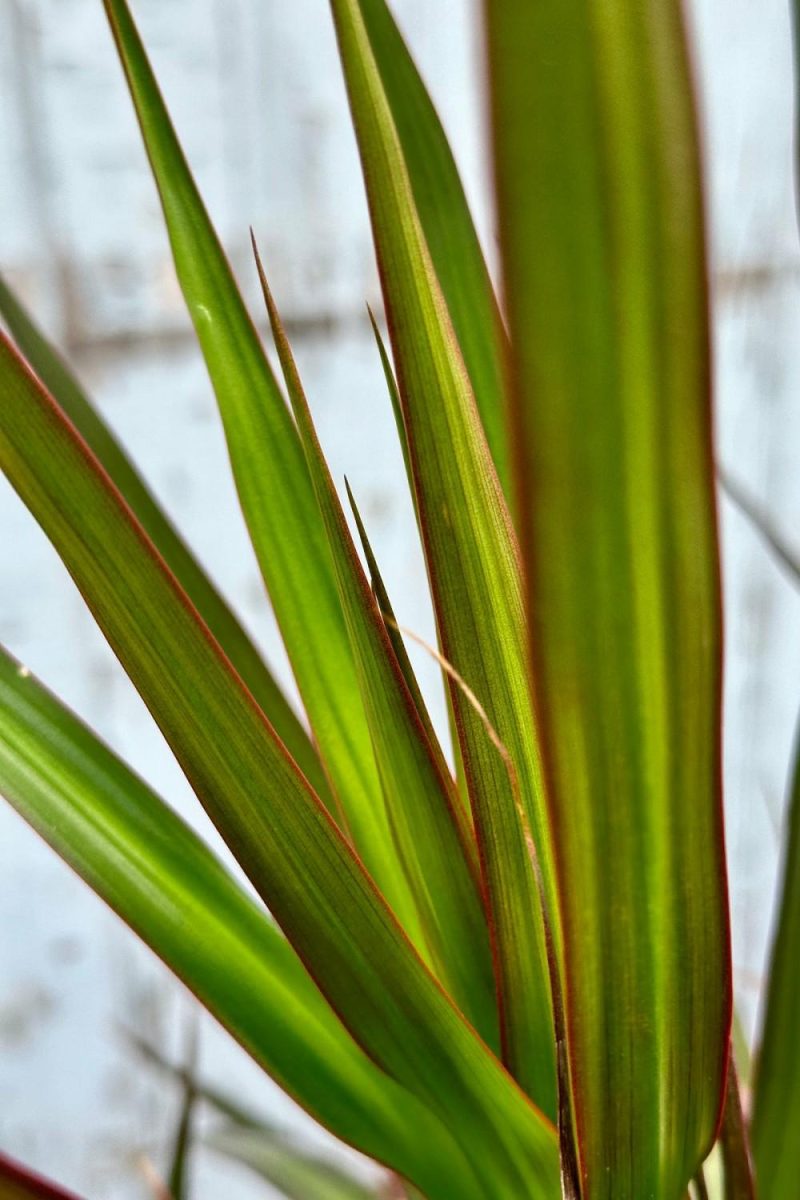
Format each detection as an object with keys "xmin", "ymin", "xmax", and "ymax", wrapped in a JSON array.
[
  {"xmin": 719, "ymin": 1064, "xmax": 756, "ymax": 1200},
  {"xmin": 752, "ymin": 719, "xmax": 800, "ymax": 1198},
  {"xmin": 345, "ymin": 481, "xmax": 446, "ymax": 784},
  {"xmin": 487, "ymin": 1, "xmax": 731, "ymax": 1195},
  {"xmin": 718, "ymin": 468, "xmax": 800, "ymax": 585},
  {"xmin": 355, "ymin": 0, "xmax": 511, "ymax": 497},
  {"xmin": 208, "ymin": 1127, "xmax": 379, "ymax": 1200},
  {"xmin": 0, "ymin": 273, "xmax": 329, "ymax": 801},
  {"xmin": 0, "ymin": 647, "xmax": 470, "ymax": 1194},
  {"xmin": 0, "ymin": 1155, "xmax": 84, "ymax": 1200},
  {"xmin": 359, "ymin": 326, "xmax": 470, "ymax": 817},
  {"xmin": 99, "ymin": 0, "xmax": 419, "ymax": 927},
  {"xmin": 0, "ymin": 337, "xmax": 559, "ymax": 1199},
  {"xmin": 330, "ymin": 0, "xmax": 557, "ymax": 1119},
  {"xmin": 253, "ymin": 244, "xmax": 497, "ymax": 1047}
]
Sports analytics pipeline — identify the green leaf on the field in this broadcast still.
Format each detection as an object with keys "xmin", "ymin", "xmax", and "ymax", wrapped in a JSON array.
[
  {"xmin": 0, "ymin": 646, "xmax": 463, "ymax": 1193},
  {"xmin": 752, "ymin": 720, "xmax": 800, "ymax": 1198},
  {"xmin": 0, "ymin": 336, "xmax": 559, "ymax": 1199},
  {"xmin": 487, "ymin": 1, "xmax": 731, "ymax": 1195},
  {"xmin": 252, "ymin": 246, "xmax": 496, "ymax": 1044},
  {"xmin": 0, "ymin": 271, "xmax": 329, "ymax": 806},
  {"xmin": 208, "ymin": 1127, "xmax": 379, "ymax": 1200},
  {"xmin": 0, "ymin": 1154, "xmax": 84, "ymax": 1200},
  {"xmin": 355, "ymin": 0, "xmax": 511, "ymax": 497},
  {"xmin": 100, "ymin": 0, "xmax": 416, "ymax": 927},
  {"xmin": 329, "ymin": 0, "xmax": 557, "ymax": 1118}
]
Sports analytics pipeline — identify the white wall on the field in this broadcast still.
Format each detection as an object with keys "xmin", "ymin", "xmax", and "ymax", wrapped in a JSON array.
[{"xmin": 1, "ymin": 0, "xmax": 799, "ymax": 1196}]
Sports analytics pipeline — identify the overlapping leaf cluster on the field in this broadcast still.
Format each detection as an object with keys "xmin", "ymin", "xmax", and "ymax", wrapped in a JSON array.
[{"xmin": 2, "ymin": 0, "xmax": 794, "ymax": 1197}]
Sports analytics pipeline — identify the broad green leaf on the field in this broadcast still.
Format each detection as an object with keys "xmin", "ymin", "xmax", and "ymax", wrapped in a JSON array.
[
  {"xmin": 752, "ymin": 721, "xmax": 800, "ymax": 1198},
  {"xmin": 0, "ymin": 1155, "xmax": 84, "ymax": 1200},
  {"xmin": 253, "ymin": 245, "xmax": 497, "ymax": 1047},
  {"xmin": 487, "ymin": 1, "xmax": 731, "ymax": 1195},
  {"xmin": 0, "ymin": 336, "xmax": 559, "ymax": 1199},
  {"xmin": 0, "ymin": 271, "xmax": 329, "ymax": 805},
  {"xmin": 356, "ymin": 0, "xmax": 511, "ymax": 497},
  {"xmin": 0, "ymin": 647, "xmax": 467, "ymax": 1194},
  {"xmin": 329, "ymin": 0, "xmax": 557, "ymax": 1118},
  {"xmin": 100, "ymin": 0, "xmax": 416, "ymax": 927},
  {"xmin": 208, "ymin": 1127, "xmax": 379, "ymax": 1200}
]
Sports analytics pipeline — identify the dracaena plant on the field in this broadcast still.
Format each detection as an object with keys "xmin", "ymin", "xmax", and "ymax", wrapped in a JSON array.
[{"xmin": 0, "ymin": 1, "xmax": 797, "ymax": 1198}]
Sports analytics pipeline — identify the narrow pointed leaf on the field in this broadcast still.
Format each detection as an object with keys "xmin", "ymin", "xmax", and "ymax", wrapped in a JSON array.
[
  {"xmin": 254, "ymin": 248, "xmax": 496, "ymax": 1047},
  {"xmin": 361, "ymin": 322, "xmax": 470, "ymax": 817},
  {"xmin": 330, "ymin": 0, "xmax": 557, "ymax": 1117},
  {"xmin": 752, "ymin": 720, "xmax": 800, "ymax": 1198},
  {"xmin": 0, "ymin": 272, "xmax": 329, "ymax": 804},
  {"xmin": 0, "ymin": 647, "xmax": 466, "ymax": 1192},
  {"xmin": 0, "ymin": 1155, "xmax": 85, "ymax": 1200},
  {"xmin": 356, "ymin": 0, "xmax": 511, "ymax": 496},
  {"xmin": 100, "ymin": 0, "xmax": 416, "ymax": 925},
  {"xmin": 0, "ymin": 337, "xmax": 559, "ymax": 1199},
  {"xmin": 487, "ymin": 1, "xmax": 731, "ymax": 1195},
  {"xmin": 209, "ymin": 1127, "xmax": 379, "ymax": 1200}
]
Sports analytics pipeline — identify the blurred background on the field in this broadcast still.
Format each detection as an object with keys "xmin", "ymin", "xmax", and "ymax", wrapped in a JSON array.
[{"xmin": 0, "ymin": 0, "xmax": 799, "ymax": 1195}]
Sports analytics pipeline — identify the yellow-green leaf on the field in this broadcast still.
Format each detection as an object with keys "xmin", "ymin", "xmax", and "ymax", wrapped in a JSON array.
[
  {"xmin": 0, "ymin": 646, "xmax": 467, "ymax": 1195},
  {"xmin": 0, "ymin": 270, "xmax": 329, "ymax": 805},
  {"xmin": 487, "ymin": 1, "xmax": 731, "ymax": 1194},
  {"xmin": 330, "ymin": 0, "xmax": 557, "ymax": 1118},
  {"xmin": 752, "ymin": 721, "xmax": 800, "ymax": 1199}
]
